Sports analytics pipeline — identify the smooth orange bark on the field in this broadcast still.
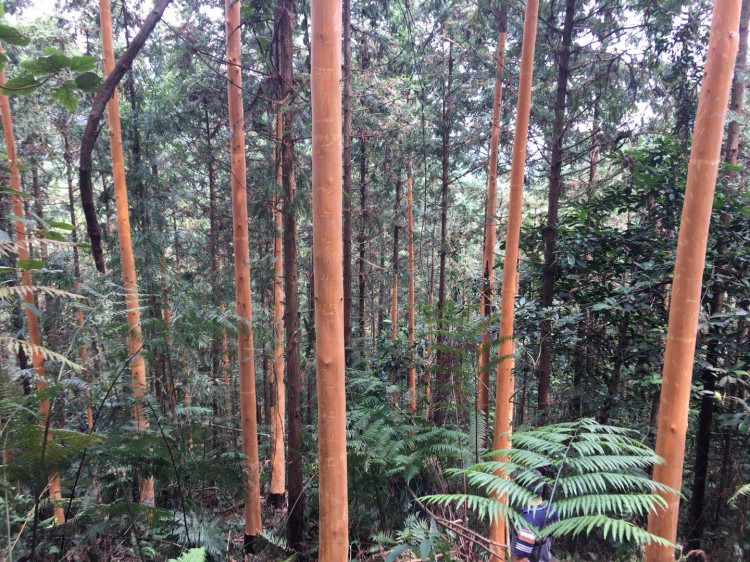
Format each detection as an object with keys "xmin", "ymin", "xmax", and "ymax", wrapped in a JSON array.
[
  {"xmin": 311, "ymin": 0, "xmax": 349, "ymax": 557},
  {"xmin": 645, "ymin": 1, "xmax": 741, "ymax": 559},
  {"xmin": 488, "ymin": 0, "xmax": 539, "ymax": 559},
  {"xmin": 98, "ymin": 0, "xmax": 154, "ymax": 505},
  {"xmin": 225, "ymin": 0, "xmax": 262, "ymax": 543},
  {"xmin": 0, "ymin": 67, "xmax": 65, "ymax": 525},
  {"xmin": 270, "ymin": 112, "xmax": 286, "ymax": 499}
]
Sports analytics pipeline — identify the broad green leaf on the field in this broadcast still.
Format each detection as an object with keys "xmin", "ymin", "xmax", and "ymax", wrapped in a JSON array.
[
  {"xmin": 47, "ymin": 220, "xmax": 74, "ymax": 231},
  {"xmin": 42, "ymin": 47, "xmax": 65, "ymax": 56},
  {"xmin": 20, "ymin": 53, "xmax": 70, "ymax": 75},
  {"xmin": 17, "ymin": 258, "xmax": 44, "ymax": 270},
  {"xmin": 0, "ymin": 266, "xmax": 14, "ymax": 273},
  {"xmin": 68, "ymin": 55, "xmax": 97, "ymax": 72},
  {"xmin": 419, "ymin": 537, "xmax": 433, "ymax": 559},
  {"xmin": 0, "ymin": 51, "xmax": 8, "ymax": 72},
  {"xmin": 40, "ymin": 230, "xmax": 66, "ymax": 242},
  {"xmin": 51, "ymin": 81, "xmax": 80, "ymax": 111},
  {"xmin": 74, "ymin": 71, "xmax": 101, "ymax": 93},
  {"xmin": 0, "ymin": 186, "xmax": 31, "ymax": 197},
  {"xmin": 1, "ymin": 73, "xmax": 41, "ymax": 96},
  {"xmin": 0, "ymin": 23, "xmax": 30, "ymax": 46},
  {"xmin": 385, "ymin": 545, "xmax": 410, "ymax": 562}
]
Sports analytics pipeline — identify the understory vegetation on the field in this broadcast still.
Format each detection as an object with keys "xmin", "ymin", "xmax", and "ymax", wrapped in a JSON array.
[{"xmin": 1, "ymin": 0, "xmax": 749, "ymax": 560}]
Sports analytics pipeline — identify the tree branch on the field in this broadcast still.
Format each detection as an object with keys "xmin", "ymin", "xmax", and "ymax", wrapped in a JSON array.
[{"xmin": 79, "ymin": 0, "xmax": 173, "ymax": 273}]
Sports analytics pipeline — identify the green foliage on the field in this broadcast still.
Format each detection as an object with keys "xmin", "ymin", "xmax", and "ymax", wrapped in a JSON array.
[
  {"xmin": 424, "ymin": 419, "xmax": 675, "ymax": 549},
  {"xmin": 169, "ymin": 547, "xmax": 206, "ymax": 562},
  {"xmin": 730, "ymin": 483, "xmax": 750, "ymax": 503},
  {"xmin": 0, "ymin": 43, "xmax": 102, "ymax": 109},
  {"xmin": 0, "ymin": 23, "xmax": 29, "ymax": 46},
  {"xmin": 374, "ymin": 515, "xmax": 451, "ymax": 562}
]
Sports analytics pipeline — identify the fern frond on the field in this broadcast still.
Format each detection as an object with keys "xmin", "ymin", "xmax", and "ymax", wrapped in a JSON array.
[
  {"xmin": 556, "ymin": 472, "xmax": 672, "ymax": 496},
  {"xmin": 730, "ymin": 483, "xmax": 750, "ymax": 503},
  {"xmin": 1, "ymin": 336, "xmax": 83, "ymax": 371},
  {"xmin": 543, "ymin": 515, "xmax": 673, "ymax": 546},
  {"xmin": 552, "ymin": 493, "xmax": 667, "ymax": 518},
  {"xmin": 0, "ymin": 284, "xmax": 84, "ymax": 300},
  {"xmin": 422, "ymin": 493, "xmax": 528, "ymax": 530},
  {"xmin": 435, "ymin": 418, "xmax": 675, "ymax": 550}
]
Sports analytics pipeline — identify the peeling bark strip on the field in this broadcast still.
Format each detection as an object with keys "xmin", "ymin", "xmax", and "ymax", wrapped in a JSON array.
[
  {"xmin": 311, "ymin": 0, "xmax": 349, "ymax": 558},
  {"xmin": 224, "ymin": 0, "xmax": 262, "ymax": 549},
  {"xmin": 0, "ymin": 64, "xmax": 65, "ymax": 525},
  {"xmin": 79, "ymin": 0, "xmax": 172, "ymax": 274},
  {"xmin": 488, "ymin": 0, "xmax": 540, "ymax": 558},
  {"xmin": 97, "ymin": 0, "xmax": 154, "ymax": 506},
  {"xmin": 645, "ymin": 1, "xmax": 742, "ymax": 560}
]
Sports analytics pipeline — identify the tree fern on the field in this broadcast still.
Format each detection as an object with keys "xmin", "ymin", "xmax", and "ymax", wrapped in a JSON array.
[{"xmin": 423, "ymin": 418, "xmax": 676, "ymax": 548}]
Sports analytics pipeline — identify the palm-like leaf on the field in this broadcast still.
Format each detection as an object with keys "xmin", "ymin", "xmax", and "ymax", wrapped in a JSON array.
[{"xmin": 422, "ymin": 418, "xmax": 676, "ymax": 547}]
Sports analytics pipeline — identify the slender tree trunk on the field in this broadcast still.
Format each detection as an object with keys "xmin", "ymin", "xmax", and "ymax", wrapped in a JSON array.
[
  {"xmin": 433, "ymin": 39, "xmax": 453, "ymax": 427},
  {"xmin": 645, "ymin": 2, "xmax": 741, "ymax": 558},
  {"xmin": 0, "ymin": 66, "xmax": 65, "ymax": 524},
  {"xmin": 538, "ymin": 0, "xmax": 576, "ymax": 413},
  {"xmin": 407, "ymin": 163, "xmax": 416, "ymax": 413},
  {"xmin": 377, "ymin": 249, "xmax": 386, "ymax": 336},
  {"xmin": 98, "ymin": 0, "xmax": 154, "ymax": 506},
  {"xmin": 597, "ymin": 312, "xmax": 630, "ymax": 423},
  {"xmin": 63, "ymin": 123, "xmax": 93, "ymax": 430},
  {"xmin": 205, "ymin": 101, "xmax": 223, "ymax": 422},
  {"xmin": 122, "ymin": 0, "xmax": 148, "ymax": 231},
  {"xmin": 79, "ymin": 0, "xmax": 172, "ymax": 274},
  {"xmin": 224, "ymin": 0, "xmax": 262, "ymax": 549},
  {"xmin": 487, "ymin": 0, "xmax": 540, "ymax": 557},
  {"xmin": 311, "ymin": 0, "xmax": 349, "ymax": 557},
  {"xmin": 158, "ymin": 254, "xmax": 174, "ymax": 415},
  {"xmin": 478, "ymin": 2, "xmax": 508, "ymax": 421},
  {"xmin": 204, "ymin": 102, "xmax": 230, "ymax": 423},
  {"xmin": 342, "ymin": 0, "xmax": 353, "ymax": 361},
  {"xmin": 425, "ymin": 291, "xmax": 433, "ymax": 417},
  {"xmin": 686, "ymin": 0, "xmax": 750, "ymax": 550},
  {"xmin": 391, "ymin": 172, "xmax": 401, "ymax": 340},
  {"xmin": 31, "ymin": 166, "xmax": 47, "ymax": 260},
  {"xmin": 306, "ymin": 267, "xmax": 315, "ymax": 425},
  {"xmin": 269, "ymin": 112, "xmax": 286, "ymax": 508},
  {"xmin": 262, "ymin": 333, "xmax": 270, "ymax": 425},
  {"xmin": 358, "ymin": 136, "xmax": 367, "ymax": 340},
  {"xmin": 276, "ymin": 0, "xmax": 304, "ymax": 549}
]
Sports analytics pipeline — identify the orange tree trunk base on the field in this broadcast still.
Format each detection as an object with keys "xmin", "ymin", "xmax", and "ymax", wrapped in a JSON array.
[
  {"xmin": 488, "ymin": 0, "xmax": 540, "ymax": 559},
  {"xmin": 645, "ymin": 0, "xmax": 741, "ymax": 558}
]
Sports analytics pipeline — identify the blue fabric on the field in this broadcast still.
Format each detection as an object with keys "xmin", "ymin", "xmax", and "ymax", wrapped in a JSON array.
[{"xmin": 510, "ymin": 502, "xmax": 557, "ymax": 561}]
